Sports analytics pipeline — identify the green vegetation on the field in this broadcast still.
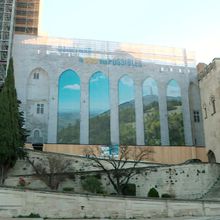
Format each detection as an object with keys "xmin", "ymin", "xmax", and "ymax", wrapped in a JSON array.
[
  {"xmin": 89, "ymin": 112, "xmax": 110, "ymax": 144},
  {"xmin": 17, "ymin": 213, "xmax": 41, "ymax": 218},
  {"xmin": 0, "ymin": 58, "xmax": 27, "ymax": 184},
  {"xmin": 121, "ymin": 183, "xmax": 136, "ymax": 196},
  {"xmin": 161, "ymin": 193, "xmax": 172, "ymax": 198},
  {"xmin": 82, "ymin": 175, "xmax": 104, "ymax": 194},
  {"xmin": 57, "ymin": 96, "xmax": 184, "ymax": 146},
  {"xmin": 62, "ymin": 187, "xmax": 74, "ymax": 192},
  {"xmin": 57, "ymin": 120, "xmax": 80, "ymax": 144},
  {"xmin": 167, "ymin": 100, "xmax": 182, "ymax": 111},
  {"xmin": 168, "ymin": 112, "xmax": 185, "ymax": 145},
  {"xmin": 143, "ymin": 101, "xmax": 161, "ymax": 145},
  {"xmin": 167, "ymin": 99, "xmax": 185, "ymax": 146},
  {"xmin": 119, "ymin": 106, "xmax": 136, "ymax": 145},
  {"xmin": 148, "ymin": 187, "xmax": 159, "ymax": 198}
]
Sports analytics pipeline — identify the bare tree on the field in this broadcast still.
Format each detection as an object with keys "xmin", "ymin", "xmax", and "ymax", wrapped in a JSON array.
[
  {"xmin": 27, "ymin": 155, "xmax": 72, "ymax": 190},
  {"xmin": 85, "ymin": 145, "xmax": 154, "ymax": 195}
]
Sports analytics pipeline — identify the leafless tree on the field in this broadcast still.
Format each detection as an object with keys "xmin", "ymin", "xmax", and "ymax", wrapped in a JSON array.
[
  {"xmin": 27, "ymin": 155, "xmax": 72, "ymax": 190},
  {"xmin": 85, "ymin": 145, "xmax": 154, "ymax": 195}
]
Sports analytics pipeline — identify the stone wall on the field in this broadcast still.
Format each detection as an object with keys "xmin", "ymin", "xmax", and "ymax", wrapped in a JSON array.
[
  {"xmin": 4, "ymin": 150, "xmax": 220, "ymax": 199},
  {"xmin": 1, "ymin": 188, "xmax": 220, "ymax": 219}
]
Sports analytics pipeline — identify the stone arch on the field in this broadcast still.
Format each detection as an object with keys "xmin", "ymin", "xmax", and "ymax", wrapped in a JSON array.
[
  {"xmin": 57, "ymin": 69, "xmax": 81, "ymax": 144},
  {"xmin": 166, "ymin": 79, "xmax": 181, "ymax": 90},
  {"xmin": 89, "ymin": 71, "xmax": 110, "ymax": 144},
  {"xmin": 207, "ymin": 150, "xmax": 216, "ymax": 163},
  {"xmin": 142, "ymin": 77, "xmax": 160, "ymax": 145},
  {"xmin": 166, "ymin": 79, "xmax": 185, "ymax": 145},
  {"xmin": 118, "ymin": 75, "xmax": 136, "ymax": 145},
  {"xmin": 89, "ymin": 70, "xmax": 108, "ymax": 81},
  {"xmin": 58, "ymin": 68, "xmax": 80, "ymax": 81}
]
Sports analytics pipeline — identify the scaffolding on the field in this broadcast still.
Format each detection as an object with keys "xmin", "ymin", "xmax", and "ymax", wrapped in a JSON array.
[
  {"xmin": 15, "ymin": 0, "xmax": 40, "ymax": 35},
  {"xmin": 0, "ymin": 0, "xmax": 15, "ymax": 86},
  {"xmin": 21, "ymin": 36, "xmax": 196, "ymax": 67}
]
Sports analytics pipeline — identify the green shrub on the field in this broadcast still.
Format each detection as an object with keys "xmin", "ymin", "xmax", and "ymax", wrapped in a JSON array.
[
  {"xmin": 17, "ymin": 213, "xmax": 41, "ymax": 218},
  {"xmin": 122, "ymin": 184, "xmax": 136, "ymax": 196},
  {"xmin": 147, "ymin": 188, "xmax": 159, "ymax": 198},
  {"xmin": 63, "ymin": 187, "xmax": 74, "ymax": 192},
  {"xmin": 82, "ymin": 175, "xmax": 104, "ymax": 194},
  {"xmin": 161, "ymin": 193, "xmax": 172, "ymax": 198}
]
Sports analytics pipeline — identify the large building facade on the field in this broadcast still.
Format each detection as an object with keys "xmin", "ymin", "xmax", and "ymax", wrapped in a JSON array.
[
  {"xmin": 0, "ymin": 0, "xmax": 209, "ymax": 163},
  {"xmin": 198, "ymin": 58, "xmax": 220, "ymax": 162},
  {"xmin": 12, "ymin": 35, "xmax": 205, "ymax": 149}
]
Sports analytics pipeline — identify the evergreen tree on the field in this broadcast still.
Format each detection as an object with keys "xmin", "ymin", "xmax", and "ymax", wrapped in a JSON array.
[{"xmin": 0, "ymin": 58, "xmax": 27, "ymax": 184}]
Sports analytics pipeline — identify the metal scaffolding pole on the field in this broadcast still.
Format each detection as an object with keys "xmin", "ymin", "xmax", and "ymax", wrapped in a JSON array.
[{"xmin": 0, "ymin": 0, "xmax": 15, "ymax": 86}]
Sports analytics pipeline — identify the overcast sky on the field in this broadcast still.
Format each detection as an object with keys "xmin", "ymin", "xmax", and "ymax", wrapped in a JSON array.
[{"xmin": 39, "ymin": 0, "xmax": 220, "ymax": 64}]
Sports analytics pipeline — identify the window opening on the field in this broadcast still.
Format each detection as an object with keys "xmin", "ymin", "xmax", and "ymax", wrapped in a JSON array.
[
  {"xmin": 37, "ymin": 104, "xmax": 44, "ymax": 114},
  {"xmin": 193, "ymin": 110, "xmax": 200, "ymax": 122}
]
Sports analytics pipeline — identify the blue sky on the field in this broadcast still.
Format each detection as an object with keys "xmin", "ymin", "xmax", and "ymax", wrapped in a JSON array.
[
  {"xmin": 89, "ymin": 72, "xmax": 110, "ymax": 115},
  {"xmin": 40, "ymin": 0, "xmax": 220, "ymax": 63},
  {"xmin": 58, "ymin": 70, "xmax": 80, "ymax": 112},
  {"xmin": 119, "ymin": 75, "xmax": 134, "ymax": 104},
  {"xmin": 167, "ymin": 80, "xmax": 181, "ymax": 97},
  {"xmin": 143, "ymin": 78, "xmax": 158, "ymax": 96}
]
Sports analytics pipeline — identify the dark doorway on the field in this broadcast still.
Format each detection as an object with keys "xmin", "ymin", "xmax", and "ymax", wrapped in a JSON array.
[{"xmin": 208, "ymin": 150, "xmax": 216, "ymax": 163}]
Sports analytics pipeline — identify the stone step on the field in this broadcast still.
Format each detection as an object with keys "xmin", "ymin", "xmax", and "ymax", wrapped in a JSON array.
[{"xmin": 0, "ymin": 219, "xmax": 43, "ymax": 220}]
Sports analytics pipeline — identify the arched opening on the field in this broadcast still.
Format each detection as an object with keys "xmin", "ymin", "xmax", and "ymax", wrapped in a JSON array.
[
  {"xmin": 142, "ymin": 77, "xmax": 160, "ymax": 145},
  {"xmin": 57, "ymin": 69, "xmax": 80, "ymax": 144},
  {"xmin": 89, "ymin": 71, "xmax": 110, "ymax": 144},
  {"xmin": 208, "ymin": 150, "xmax": 216, "ymax": 163},
  {"xmin": 32, "ymin": 129, "xmax": 43, "ymax": 144},
  {"xmin": 166, "ymin": 80, "xmax": 185, "ymax": 145},
  {"xmin": 118, "ymin": 75, "xmax": 136, "ymax": 145}
]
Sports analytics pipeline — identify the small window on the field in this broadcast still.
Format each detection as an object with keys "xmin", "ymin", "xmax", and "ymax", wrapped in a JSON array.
[
  {"xmin": 210, "ymin": 96, "xmax": 216, "ymax": 115},
  {"xmin": 170, "ymin": 67, "xmax": 173, "ymax": 72},
  {"xmin": 160, "ymin": 67, "xmax": 164, "ymax": 72},
  {"xmin": 193, "ymin": 110, "xmax": 200, "ymax": 122},
  {"xmin": 179, "ymin": 68, "xmax": 182, "ymax": 73},
  {"xmin": 33, "ymin": 72, "xmax": 39, "ymax": 79},
  {"xmin": 37, "ymin": 104, "xmax": 44, "ymax": 114},
  {"xmin": 203, "ymin": 104, "xmax": 207, "ymax": 119}
]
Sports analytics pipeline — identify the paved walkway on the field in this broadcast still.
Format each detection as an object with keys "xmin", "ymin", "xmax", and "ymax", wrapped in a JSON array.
[
  {"xmin": 151, "ymin": 216, "xmax": 220, "ymax": 220},
  {"xmin": 1, "ymin": 217, "xmax": 220, "ymax": 220}
]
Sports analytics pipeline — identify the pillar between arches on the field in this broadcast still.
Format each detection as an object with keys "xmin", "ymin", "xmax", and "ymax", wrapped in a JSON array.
[
  {"xmin": 158, "ymin": 83, "xmax": 170, "ymax": 145},
  {"xmin": 134, "ymin": 80, "xmax": 145, "ymax": 145}
]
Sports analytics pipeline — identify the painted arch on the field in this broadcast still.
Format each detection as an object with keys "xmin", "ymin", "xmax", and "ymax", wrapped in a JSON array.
[
  {"xmin": 166, "ymin": 79, "xmax": 185, "ymax": 145},
  {"xmin": 118, "ymin": 75, "xmax": 136, "ymax": 145},
  {"xmin": 142, "ymin": 77, "xmax": 160, "ymax": 145},
  {"xmin": 57, "ymin": 69, "xmax": 80, "ymax": 144},
  {"xmin": 89, "ymin": 71, "xmax": 110, "ymax": 144}
]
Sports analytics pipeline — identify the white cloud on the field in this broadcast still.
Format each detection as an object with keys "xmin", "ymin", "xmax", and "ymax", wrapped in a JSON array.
[
  {"xmin": 64, "ymin": 84, "xmax": 80, "ymax": 90},
  {"xmin": 120, "ymin": 76, "xmax": 133, "ymax": 86},
  {"xmin": 90, "ymin": 74, "xmax": 106, "ymax": 83}
]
